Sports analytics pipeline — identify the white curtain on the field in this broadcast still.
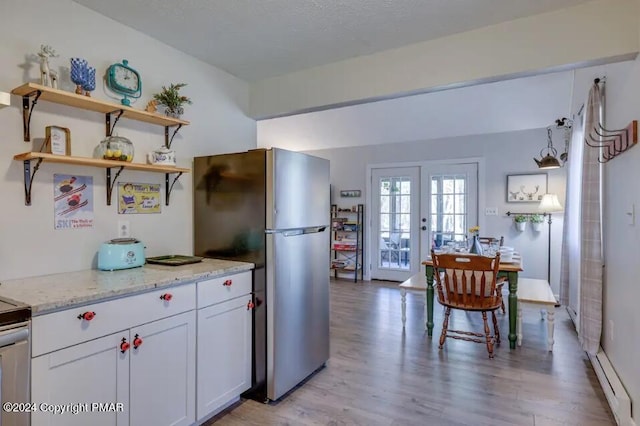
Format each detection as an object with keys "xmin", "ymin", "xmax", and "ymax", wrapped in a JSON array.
[
  {"xmin": 559, "ymin": 80, "xmax": 604, "ymax": 355},
  {"xmin": 579, "ymin": 81, "xmax": 604, "ymax": 355}
]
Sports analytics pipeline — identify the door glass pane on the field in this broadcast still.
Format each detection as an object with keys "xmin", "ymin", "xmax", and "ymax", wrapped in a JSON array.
[
  {"xmin": 378, "ymin": 176, "xmax": 412, "ymax": 271},
  {"xmin": 431, "ymin": 173, "xmax": 469, "ymax": 243}
]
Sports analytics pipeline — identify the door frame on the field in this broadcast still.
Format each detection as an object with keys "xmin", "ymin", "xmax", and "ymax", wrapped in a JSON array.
[{"xmin": 365, "ymin": 157, "xmax": 486, "ymax": 281}]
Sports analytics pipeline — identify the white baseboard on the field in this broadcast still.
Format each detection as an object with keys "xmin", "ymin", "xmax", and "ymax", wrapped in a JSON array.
[{"xmin": 589, "ymin": 348, "xmax": 634, "ymax": 426}]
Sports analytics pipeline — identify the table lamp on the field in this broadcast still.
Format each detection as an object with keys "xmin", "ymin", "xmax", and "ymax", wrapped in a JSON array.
[{"xmin": 538, "ymin": 194, "xmax": 564, "ymax": 286}]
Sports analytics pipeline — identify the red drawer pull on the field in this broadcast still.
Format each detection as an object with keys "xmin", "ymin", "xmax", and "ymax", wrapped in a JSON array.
[
  {"xmin": 223, "ymin": 279, "xmax": 233, "ymax": 287},
  {"xmin": 160, "ymin": 293, "xmax": 173, "ymax": 301},
  {"xmin": 120, "ymin": 338, "xmax": 130, "ymax": 353},
  {"xmin": 247, "ymin": 300, "xmax": 255, "ymax": 310},
  {"xmin": 77, "ymin": 311, "xmax": 96, "ymax": 321},
  {"xmin": 133, "ymin": 334, "xmax": 143, "ymax": 349}
]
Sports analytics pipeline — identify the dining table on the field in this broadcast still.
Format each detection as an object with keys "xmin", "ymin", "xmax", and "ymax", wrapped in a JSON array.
[{"xmin": 422, "ymin": 253, "xmax": 524, "ymax": 349}]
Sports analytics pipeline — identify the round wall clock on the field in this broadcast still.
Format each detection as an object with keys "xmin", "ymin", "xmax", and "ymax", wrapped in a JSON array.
[{"xmin": 106, "ymin": 59, "xmax": 142, "ymax": 106}]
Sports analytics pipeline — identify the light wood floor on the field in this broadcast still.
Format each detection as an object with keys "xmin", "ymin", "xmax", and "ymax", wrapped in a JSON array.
[{"xmin": 210, "ymin": 279, "xmax": 614, "ymax": 425}]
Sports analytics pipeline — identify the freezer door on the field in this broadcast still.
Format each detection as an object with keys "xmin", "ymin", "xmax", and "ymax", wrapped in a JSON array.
[
  {"xmin": 267, "ymin": 149, "xmax": 329, "ymax": 230},
  {"xmin": 266, "ymin": 228, "xmax": 330, "ymax": 401}
]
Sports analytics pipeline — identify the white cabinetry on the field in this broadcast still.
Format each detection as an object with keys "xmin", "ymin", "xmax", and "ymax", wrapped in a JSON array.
[
  {"xmin": 196, "ymin": 271, "xmax": 252, "ymax": 421},
  {"xmin": 30, "ymin": 269, "xmax": 254, "ymax": 426},
  {"xmin": 130, "ymin": 311, "xmax": 196, "ymax": 426},
  {"xmin": 31, "ymin": 284, "xmax": 196, "ymax": 426},
  {"xmin": 31, "ymin": 332, "xmax": 129, "ymax": 426}
]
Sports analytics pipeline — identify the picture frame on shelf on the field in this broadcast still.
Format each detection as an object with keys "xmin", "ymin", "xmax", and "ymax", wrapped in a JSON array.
[
  {"xmin": 340, "ymin": 189, "xmax": 361, "ymax": 198},
  {"xmin": 506, "ymin": 173, "xmax": 547, "ymax": 203},
  {"xmin": 45, "ymin": 126, "xmax": 71, "ymax": 156}
]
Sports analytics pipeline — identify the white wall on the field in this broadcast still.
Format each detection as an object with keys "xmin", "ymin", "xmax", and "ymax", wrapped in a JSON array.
[
  {"xmin": 571, "ymin": 59, "xmax": 640, "ymax": 418},
  {"xmin": 303, "ymin": 130, "xmax": 566, "ymax": 290},
  {"xmin": 0, "ymin": 0, "xmax": 256, "ymax": 280},
  {"xmin": 250, "ymin": 0, "xmax": 639, "ymax": 118}
]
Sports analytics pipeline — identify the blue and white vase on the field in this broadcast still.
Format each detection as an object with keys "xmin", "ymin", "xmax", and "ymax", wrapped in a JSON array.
[
  {"xmin": 468, "ymin": 235, "xmax": 483, "ymax": 255},
  {"xmin": 82, "ymin": 66, "xmax": 96, "ymax": 97},
  {"xmin": 70, "ymin": 58, "xmax": 87, "ymax": 95}
]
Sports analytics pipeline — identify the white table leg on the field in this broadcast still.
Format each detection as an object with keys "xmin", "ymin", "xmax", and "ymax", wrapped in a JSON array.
[
  {"xmin": 401, "ymin": 288, "xmax": 407, "ymax": 328},
  {"xmin": 517, "ymin": 304, "xmax": 523, "ymax": 346},
  {"xmin": 540, "ymin": 308, "xmax": 545, "ymax": 320},
  {"xmin": 547, "ymin": 308, "xmax": 555, "ymax": 352}
]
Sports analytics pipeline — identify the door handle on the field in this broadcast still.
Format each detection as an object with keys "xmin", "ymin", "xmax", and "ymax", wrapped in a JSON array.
[{"xmin": 422, "ymin": 218, "xmax": 427, "ymax": 223}]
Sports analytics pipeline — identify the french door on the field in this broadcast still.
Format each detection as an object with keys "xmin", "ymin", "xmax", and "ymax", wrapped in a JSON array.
[
  {"xmin": 419, "ymin": 163, "xmax": 478, "ymax": 263},
  {"xmin": 371, "ymin": 167, "xmax": 420, "ymax": 281},
  {"xmin": 370, "ymin": 163, "xmax": 478, "ymax": 282}
]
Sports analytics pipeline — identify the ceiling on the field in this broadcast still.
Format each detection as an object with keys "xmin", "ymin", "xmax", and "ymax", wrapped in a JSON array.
[{"xmin": 73, "ymin": 0, "xmax": 591, "ymax": 82}]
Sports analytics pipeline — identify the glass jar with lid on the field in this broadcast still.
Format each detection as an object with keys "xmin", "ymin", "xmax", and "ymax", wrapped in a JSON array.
[{"xmin": 94, "ymin": 135, "xmax": 134, "ymax": 162}]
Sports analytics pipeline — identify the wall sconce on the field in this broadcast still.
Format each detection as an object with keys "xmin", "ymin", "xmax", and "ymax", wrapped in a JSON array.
[{"xmin": 533, "ymin": 118, "xmax": 572, "ymax": 169}]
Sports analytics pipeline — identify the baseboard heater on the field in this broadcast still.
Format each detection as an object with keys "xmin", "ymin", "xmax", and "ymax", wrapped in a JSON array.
[{"xmin": 589, "ymin": 348, "xmax": 634, "ymax": 426}]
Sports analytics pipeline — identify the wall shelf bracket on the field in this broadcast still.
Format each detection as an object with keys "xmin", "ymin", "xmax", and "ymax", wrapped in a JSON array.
[
  {"xmin": 22, "ymin": 158, "xmax": 43, "ymax": 206},
  {"xmin": 21, "ymin": 90, "xmax": 42, "ymax": 142},
  {"xmin": 106, "ymin": 166, "xmax": 125, "ymax": 206},
  {"xmin": 165, "ymin": 172, "xmax": 183, "ymax": 205},
  {"xmin": 165, "ymin": 124, "xmax": 183, "ymax": 149},
  {"xmin": 105, "ymin": 109, "xmax": 125, "ymax": 137}
]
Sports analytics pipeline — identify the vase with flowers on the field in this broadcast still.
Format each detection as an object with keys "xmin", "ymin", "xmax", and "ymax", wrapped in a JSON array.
[
  {"xmin": 468, "ymin": 225, "xmax": 483, "ymax": 255},
  {"xmin": 152, "ymin": 83, "xmax": 192, "ymax": 118}
]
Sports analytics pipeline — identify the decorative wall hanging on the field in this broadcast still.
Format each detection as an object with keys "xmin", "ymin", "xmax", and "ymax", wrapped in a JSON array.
[
  {"xmin": 585, "ymin": 120, "xmax": 637, "ymax": 163},
  {"xmin": 506, "ymin": 173, "xmax": 547, "ymax": 203},
  {"xmin": 340, "ymin": 190, "xmax": 361, "ymax": 198}
]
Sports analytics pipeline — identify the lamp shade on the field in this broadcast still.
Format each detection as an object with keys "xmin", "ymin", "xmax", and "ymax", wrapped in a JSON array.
[
  {"xmin": 0, "ymin": 92, "xmax": 9, "ymax": 108},
  {"xmin": 538, "ymin": 194, "xmax": 563, "ymax": 212}
]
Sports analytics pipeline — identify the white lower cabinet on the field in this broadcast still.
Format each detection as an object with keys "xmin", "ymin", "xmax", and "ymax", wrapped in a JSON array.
[
  {"xmin": 130, "ymin": 311, "xmax": 196, "ymax": 426},
  {"xmin": 32, "ymin": 311, "xmax": 196, "ymax": 426},
  {"xmin": 31, "ymin": 271, "xmax": 254, "ymax": 426},
  {"xmin": 31, "ymin": 332, "xmax": 130, "ymax": 426},
  {"xmin": 196, "ymin": 289, "xmax": 252, "ymax": 420}
]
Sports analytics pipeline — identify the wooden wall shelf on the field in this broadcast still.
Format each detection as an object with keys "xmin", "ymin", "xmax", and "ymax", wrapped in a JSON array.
[
  {"xmin": 10, "ymin": 83, "xmax": 192, "ymax": 207},
  {"xmin": 11, "ymin": 83, "xmax": 189, "ymax": 146},
  {"xmin": 14, "ymin": 152, "xmax": 190, "ymax": 207}
]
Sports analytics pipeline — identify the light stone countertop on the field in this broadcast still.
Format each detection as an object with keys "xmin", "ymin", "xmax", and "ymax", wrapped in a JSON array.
[{"xmin": 0, "ymin": 258, "xmax": 254, "ymax": 315}]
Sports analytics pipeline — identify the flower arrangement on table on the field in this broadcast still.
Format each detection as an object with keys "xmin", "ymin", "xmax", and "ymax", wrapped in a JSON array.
[{"xmin": 467, "ymin": 226, "xmax": 481, "ymax": 254}]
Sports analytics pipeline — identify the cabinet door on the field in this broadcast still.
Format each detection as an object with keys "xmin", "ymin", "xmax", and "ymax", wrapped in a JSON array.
[
  {"xmin": 197, "ymin": 296, "xmax": 252, "ymax": 420},
  {"xmin": 31, "ymin": 332, "xmax": 129, "ymax": 426},
  {"xmin": 129, "ymin": 311, "xmax": 196, "ymax": 426}
]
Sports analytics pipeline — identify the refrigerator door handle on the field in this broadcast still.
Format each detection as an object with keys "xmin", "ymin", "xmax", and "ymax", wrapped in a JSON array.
[{"xmin": 265, "ymin": 226, "xmax": 327, "ymax": 237}]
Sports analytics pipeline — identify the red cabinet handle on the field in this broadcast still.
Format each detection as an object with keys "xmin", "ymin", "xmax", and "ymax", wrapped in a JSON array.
[
  {"xmin": 160, "ymin": 293, "xmax": 173, "ymax": 301},
  {"xmin": 247, "ymin": 300, "xmax": 255, "ymax": 310},
  {"xmin": 223, "ymin": 279, "xmax": 233, "ymax": 287},
  {"xmin": 77, "ymin": 311, "xmax": 96, "ymax": 321},
  {"xmin": 120, "ymin": 338, "xmax": 130, "ymax": 353},
  {"xmin": 133, "ymin": 334, "xmax": 143, "ymax": 349}
]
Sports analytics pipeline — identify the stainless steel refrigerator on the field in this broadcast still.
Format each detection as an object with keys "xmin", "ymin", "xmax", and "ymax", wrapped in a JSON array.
[{"xmin": 193, "ymin": 148, "xmax": 330, "ymax": 402}]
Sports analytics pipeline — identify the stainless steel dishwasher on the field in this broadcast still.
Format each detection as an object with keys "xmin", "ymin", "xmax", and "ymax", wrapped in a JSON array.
[{"xmin": 0, "ymin": 298, "xmax": 31, "ymax": 426}]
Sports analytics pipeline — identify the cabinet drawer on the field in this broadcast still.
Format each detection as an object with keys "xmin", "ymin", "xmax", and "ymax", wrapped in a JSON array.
[
  {"xmin": 197, "ymin": 271, "xmax": 252, "ymax": 308},
  {"xmin": 32, "ymin": 283, "xmax": 195, "ymax": 357}
]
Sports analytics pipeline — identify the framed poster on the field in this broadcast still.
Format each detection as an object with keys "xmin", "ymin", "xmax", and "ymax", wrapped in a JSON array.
[
  {"xmin": 506, "ymin": 173, "xmax": 547, "ymax": 203},
  {"xmin": 118, "ymin": 182, "xmax": 161, "ymax": 214}
]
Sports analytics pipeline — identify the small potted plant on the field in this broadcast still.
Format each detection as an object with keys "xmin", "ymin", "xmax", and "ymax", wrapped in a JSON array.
[
  {"xmin": 530, "ymin": 214, "xmax": 545, "ymax": 232},
  {"xmin": 152, "ymin": 83, "xmax": 192, "ymax": 118},
  {"xmin": 514, "ymin": 214, "xmax": 528, "ymax": 232}
]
